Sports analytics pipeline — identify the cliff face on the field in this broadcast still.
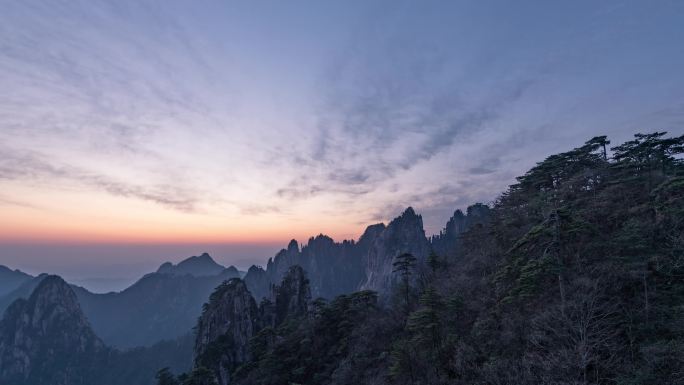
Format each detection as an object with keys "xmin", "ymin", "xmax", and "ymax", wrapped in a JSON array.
[
  {"xmin": 193, "ymin": 266, "xmax": 312, "ymax": 385},
  {"xmin": 0, "ymin": 275, "xmax": 105, "ymax": 385},
  {"xmin": 249, "ymin": 225, "xmax": 383, "ymax": 302},
  {"xmin": 361, "ymin": 207, "xmax": 431, "ymax": 294}
]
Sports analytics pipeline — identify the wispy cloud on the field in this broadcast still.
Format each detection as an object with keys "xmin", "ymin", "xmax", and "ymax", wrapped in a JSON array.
[
  {"xmin": 0, "ymin": 146, "xmax": 199, "ymax": 212},
  {"xmin": 1, "ymin": 0, "xmax": 683, "ymax": 242}
]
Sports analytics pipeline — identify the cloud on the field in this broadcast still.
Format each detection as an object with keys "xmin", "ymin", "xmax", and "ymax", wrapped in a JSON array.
[
  {"xmin": 267, "ymin": 15, "xmax": 535, "ymax": 210},
  {"xmin": 0, "ymin": 146, "xmax": 199, "ymax": 212}
]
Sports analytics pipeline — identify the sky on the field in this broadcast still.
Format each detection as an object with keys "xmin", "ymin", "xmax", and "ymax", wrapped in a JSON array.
[{"xmin": 1, "ymin": 0, "xmax": 683, "ymax": 291}]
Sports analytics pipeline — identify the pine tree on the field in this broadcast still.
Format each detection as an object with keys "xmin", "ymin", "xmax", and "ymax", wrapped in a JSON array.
[
  {"xmin": 155, "ymin": 368, "xmax": 179, "ymax": 385},
  {"xmin": 427, "ymin": 251, "xmax": 441, "ymax": 273},
  {"xmin": 393, "ymin": 253, "xmax": 417, "ymax": 314}
]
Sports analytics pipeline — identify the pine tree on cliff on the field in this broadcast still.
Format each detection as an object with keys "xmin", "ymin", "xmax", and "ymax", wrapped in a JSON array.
[{"xmin": 393, "ymin": 252, "xmax": 417, "ymax": 315}]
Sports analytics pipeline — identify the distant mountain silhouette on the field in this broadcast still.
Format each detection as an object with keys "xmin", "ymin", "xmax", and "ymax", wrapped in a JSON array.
[
  {"xmin": 0, "ymin": 266, "xmax": 32, "ymax": 297},
  {"xmin": 0, "ymin": 254, "xmax": 242, "ymax": 349},
  {"xmin": 156, "ymin": 252, "xmax": 232, "ymax": 277},
  {"xmin": 0, "ymin": 274, "xmax": 47, "ymax": 316},
  {"xmin": 74, "ymin": 259, "xmax": 241, "ymax": 348}
]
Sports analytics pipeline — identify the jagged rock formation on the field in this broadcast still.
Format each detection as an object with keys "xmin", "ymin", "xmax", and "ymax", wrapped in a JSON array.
[
  {"xmin": 0, "ymin": 266, "xmax": 32, "ymax": 298},
  {"xmin": 0, "ymin": 275, "xmax": 105, "ymax": 385},
  {"xmin": 245, "ymin": 225, "xmax": 385, "ymax": 302},
  {"xmin": 430, "ymin": 203, "xmax": 491, "ymax": 257},
  {"xmin": 243, "ymin": 205, "xmax": 489, "ymax": 301},
  {"xmin": 361, "ymin": 207, "xmax": 431, "ymax": 294},
  {"xmin": 193, "ymin": 266, "xmax": 312, "ymax": 385},
  {"xmin": 268, "ymin": 235, "xmax": 368, "ymax": 299},
  {"xmin": 157, "ymin": 252, "xmax": 234, "ymax": 277}
]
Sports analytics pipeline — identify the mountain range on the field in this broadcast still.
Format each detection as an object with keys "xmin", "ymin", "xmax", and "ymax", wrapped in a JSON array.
[
  {"xmin": 0, "ymin": 206, "xmax": 485, "ymax": 384},
  {"xmin": 0, "ymin": 205, "xmax": 487, "ymax": 350}
]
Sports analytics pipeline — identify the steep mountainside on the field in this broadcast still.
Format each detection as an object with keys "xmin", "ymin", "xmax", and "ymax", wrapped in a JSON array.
[
  {"xmin": 0, "ymin": 275, "xmax": 105, "ymax": 385},
  {"xmin": 0, "ymin": 266, "xmax": 32, "ymax": 297}
]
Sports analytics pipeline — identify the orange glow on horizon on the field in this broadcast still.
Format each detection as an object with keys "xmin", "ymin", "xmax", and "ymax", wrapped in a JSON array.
[{"xmin": 0, "ymin": 191, "xmax": 370, "ymax": 245}]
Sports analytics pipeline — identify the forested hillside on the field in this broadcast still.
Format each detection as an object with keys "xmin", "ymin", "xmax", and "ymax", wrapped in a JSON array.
[{"xmin": 168, "ymin": 132, "xmax": 684, "ymax": 385}]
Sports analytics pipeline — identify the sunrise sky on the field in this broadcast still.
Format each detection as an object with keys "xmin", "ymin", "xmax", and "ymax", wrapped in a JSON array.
[{"xmin": 1, "ymin": 0, "xmax": 683, "ymax": 290}]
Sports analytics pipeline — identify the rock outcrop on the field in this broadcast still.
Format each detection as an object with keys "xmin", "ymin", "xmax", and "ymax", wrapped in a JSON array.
[
  {"xmin": 194, "ymin": 279, "xmax": 259, "ymax": 385},
  {"xmin": 0, "ymin": 275, "xmax": 105, "ymax": 385}
]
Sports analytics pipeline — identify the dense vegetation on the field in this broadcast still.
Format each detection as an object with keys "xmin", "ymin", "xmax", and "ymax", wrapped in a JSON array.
[{"xmin": 164, "ymin": 132, "xmax": 684, "ymax": 385}]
